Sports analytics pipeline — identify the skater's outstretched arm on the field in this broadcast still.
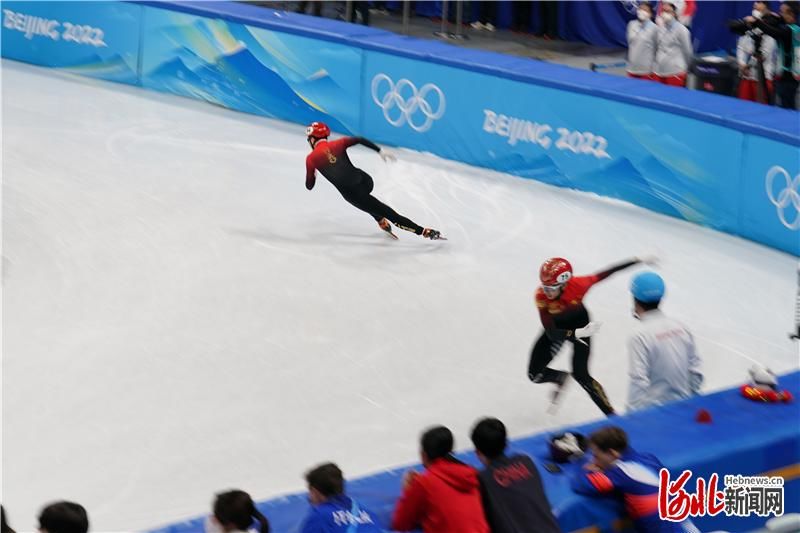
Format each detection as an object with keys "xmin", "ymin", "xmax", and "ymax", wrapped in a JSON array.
[
  {"xmin": 593, "ymin": 256, "xmax": 656, "ymax": 282},
  {"xmin": 343, "ymin": 136, "xmax": 382, "ymax": 152},
  {"xmin": 342, "ymin": 137, "xmax": 397, "ymax": 162}
]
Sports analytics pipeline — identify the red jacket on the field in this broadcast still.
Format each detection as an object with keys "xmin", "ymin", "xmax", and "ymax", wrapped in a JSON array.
[{"xmin": 391, "ymin": 458, "xmax": 490, "ymax": 533}]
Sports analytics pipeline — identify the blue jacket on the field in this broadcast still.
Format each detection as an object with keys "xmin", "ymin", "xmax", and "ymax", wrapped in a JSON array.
[
  {"xmin": 300, "ymin": 495, "xmax": 383, "ymax": 533},
  {"xmin": 570, "ymin": 448, "xmax": 696, "ymax": 533}
]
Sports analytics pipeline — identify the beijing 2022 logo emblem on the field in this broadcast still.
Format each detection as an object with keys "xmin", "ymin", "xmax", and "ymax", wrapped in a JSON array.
[
  {"xmin": 765, "ymin": 165, "xmax": 800, "ymax": 231},
  {"xmin": 371, "ymin": 73, "xmax": 446, "ymax": 133}
]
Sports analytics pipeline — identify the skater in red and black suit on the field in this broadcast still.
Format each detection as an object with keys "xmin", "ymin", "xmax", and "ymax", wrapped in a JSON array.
[
  {"xmin": 304, "ymin": 122, "xmax": 442, "ymax": 240},
  {"xmin": 529, "ymin": 256, "xmax": 654, "ymax": 416}
]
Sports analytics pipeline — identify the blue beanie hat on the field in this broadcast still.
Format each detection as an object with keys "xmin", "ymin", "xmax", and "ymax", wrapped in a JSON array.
[{"xmin": 631, "ymin": 271, "xmax": 665, "ymax": 303}]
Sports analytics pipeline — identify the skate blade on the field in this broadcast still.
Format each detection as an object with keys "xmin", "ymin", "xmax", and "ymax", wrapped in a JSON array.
[{"xmin": 382, "ymin": 228, "xmax": 399, "ymax": 240}]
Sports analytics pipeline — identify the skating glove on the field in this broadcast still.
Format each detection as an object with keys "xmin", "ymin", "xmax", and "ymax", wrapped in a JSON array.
[
  {"xmin": 379, "ymin": 149, "xmax": 397, "ymax": 163},
  {"xmin": 574, "ymin": 322, "xmax": 602, "ymax": 340}
]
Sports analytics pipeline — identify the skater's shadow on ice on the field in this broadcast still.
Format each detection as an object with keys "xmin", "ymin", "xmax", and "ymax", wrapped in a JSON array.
[{"xmin": 225, "ymin": 228, "xmax": 443, "ymax": 267}]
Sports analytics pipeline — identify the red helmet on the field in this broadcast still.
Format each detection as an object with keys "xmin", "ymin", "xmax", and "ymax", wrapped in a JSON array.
[
  {"xmin": 540, "ymin": 257, "xmax": 572, "ymax": 286},
  {"xmin": 306, "ymin": 122, "xmax": 330, "ymax": 139}
]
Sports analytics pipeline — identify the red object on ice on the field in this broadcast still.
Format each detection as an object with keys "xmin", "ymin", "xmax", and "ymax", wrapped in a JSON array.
[{"xmin": 695, "ymin": 408, "xmax": 712, "ymax": 423}]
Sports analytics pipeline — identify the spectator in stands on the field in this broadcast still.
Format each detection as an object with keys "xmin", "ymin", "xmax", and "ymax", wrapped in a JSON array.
[
  {"xmin": 654, "ymin": 2, "xmax": 693, "ymax": 86},
  {"xmin": 627, "ymin": 2, "xmax": 658, "ymax": 80},
  {"xmin": 296, "ymin": 1, "xmax": 323, "ymax": 17},
  {"xmin": 301, "ymin": 462, "xmax": 382, "ymax": 532},
  {"xmin": 570, "ymin": 427, "xmax": 699, "ymax": 533},
  {"xmin": 626, "ymin": 272, "xmax": 703, "ymax": 412},
  {"xmin": 657, "ymin": 0, "xmax": 697, "ymax": 27},
  {"xmin": 470, "ymin": 417, "xmax": 561, "ymax": 533},
  {"xmin": 392, "ymin": 425, "xmax": 489, "ymax": 533},
  {"xmin": 738, "ymin": 2, "xmax": 778, "ymax": 103},
  {"xmin": 37, "ymin": 502, "xmax": 88, "ymax": 533},
  {"xmin": 747, "ymin": 1, "xmax": 800, "ymax": 109},
  {"xmin": 2, "ymin": 506, "xmax": 15, "ymax": 533},
  {"xmin": 471, "ymin": 2, "xmax": 497, "ymax": 32},
  {"xmin": 205, "ymin": 490, "xmax": 270, "ymax": 533}
]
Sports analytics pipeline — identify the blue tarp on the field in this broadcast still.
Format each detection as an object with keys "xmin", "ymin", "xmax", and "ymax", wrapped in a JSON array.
[{"xmin": 150, "ymin": 371, "xmax": 800, "ymax": 533}]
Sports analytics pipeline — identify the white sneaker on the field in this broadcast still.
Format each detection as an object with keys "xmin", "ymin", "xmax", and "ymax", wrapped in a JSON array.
[
  {"xmin": 484, "ymin": 22, "xmax": 496, "ymax": 32},
  {"xmin": 470, "ymin": 21, "xmax": 485, "ymax": 30}
]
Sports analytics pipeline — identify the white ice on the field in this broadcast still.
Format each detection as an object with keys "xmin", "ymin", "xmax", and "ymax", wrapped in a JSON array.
[{"xmin": 2, "ymin": 61, "xmax": 798, "ymax": 531}]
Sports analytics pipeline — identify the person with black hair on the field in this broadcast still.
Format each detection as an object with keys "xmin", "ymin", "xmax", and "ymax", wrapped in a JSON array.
[
  {"xmin": 570, "ymin": 427, "xmax": 699, "ymax": 533},
  {"xmin": 301, "ymin": 462, "xmax": 381, "ymax": 532},
  {"xmin": 37, "ymin": 502, "xmax": 88, "ymax": 533},
  {"xmin": 746, "ymin": 1, "xmax": 800, "ymax": 108},
  {"xmin": 1, "ymin": 505, "xmax": 15, "ymax": 533},
  {"xmin": 391, "ymin": 426, "xmax": 489, "ymax": 533},
  {"xmin": 205, "ymin": 490, "xmax": 270, "ymax": 533},
  {"xmin": 626, "ymin": 272, "xmax": 702, "ymax": 412},
  {"xmin": 470, "ymin": 418, "xmax": 561, "ymax": 533}
]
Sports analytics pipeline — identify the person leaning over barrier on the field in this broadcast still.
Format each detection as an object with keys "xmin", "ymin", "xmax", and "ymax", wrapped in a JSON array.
[
  {"xmin": 300, "ymin": 462, "xmax": 382, "ymax": 533},
  {"xmin": 470, "ymin": 417, "xmax": 561, "ymax": 533},
  {"xmin": 654, "ymin": 2, "xmax": 693, "ymax": 86},
  {"xmin": 627, "ymin": 2, "xmax": 659, "ymax": 80},
  {"xmin": 570, "ymin": 427, "xmax": 699, "ymax": 533},
  {"xmin": 626, "ymin": 272, "xmax": 703, "ymax": 412}
]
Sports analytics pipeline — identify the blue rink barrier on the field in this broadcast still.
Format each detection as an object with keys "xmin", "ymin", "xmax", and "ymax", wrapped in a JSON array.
[
  {"xmin": 2, "ymin": 1, "xmax": 798, "ymax": 256},
  {"xmin": 147, "ymin": 371, "xmax": 800, "ymax": 533}
]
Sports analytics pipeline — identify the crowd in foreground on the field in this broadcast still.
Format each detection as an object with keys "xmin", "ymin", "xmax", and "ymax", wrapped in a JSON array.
[{"xmin": 4, "ymin": 419, "xmax": 705, "ymax": 533}]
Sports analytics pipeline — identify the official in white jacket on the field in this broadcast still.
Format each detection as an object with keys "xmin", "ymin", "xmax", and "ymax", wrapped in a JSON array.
[
  {"xmin": 653, "ymin": 3, "xmax": 693, "ymax": 86},
  {"xmin": 626, "ymin": 272, "xmax": 703, "ymax": 412},
  {"xmin": 627, "ymin": 2, "xmax": 658, "ymax": 79}
]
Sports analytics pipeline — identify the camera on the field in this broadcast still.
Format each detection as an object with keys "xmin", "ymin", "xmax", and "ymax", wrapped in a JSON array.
[{"xmin": 727, "ymin": 11, "xmax": 781, "ymax": 35}]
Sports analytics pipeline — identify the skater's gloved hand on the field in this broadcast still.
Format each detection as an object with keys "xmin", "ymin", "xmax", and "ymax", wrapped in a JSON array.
[
  {"xmin": 379, "ymin": 149, "xmax": 397, "ymax": 163},
  {"xmin": 637, "ymin": 255, "xmax": 659, "ymax": 266},
  {"xmin": 574, "ymin": 322, "xmax": 602, "ymax": 339}
]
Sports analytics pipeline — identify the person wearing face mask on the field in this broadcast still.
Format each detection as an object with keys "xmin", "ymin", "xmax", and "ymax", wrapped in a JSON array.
[
  {"xmin": 653, "ymin": 2, "xmax": 693, "ymax": 86},
  {"xmin": 737, "ymin": 1, "xmax": 778, "ymax": 103},
  {"xmin": 627, "ymin": 2, "xmax": 658, "ymax": 80},
  {"xmin": 656, "ymin": 0, "xmax": 696, "ymax": 27},
  {"xmin": 625, "ymin": 272, "xmax": 702, "ymax": 412},
  {"xmin": 746, "ymin": 1, "xmax": 800, "ymax": 109},
  {"xmin": 528, "ymin": 256, "xmax": 655, "ymax": 416}
]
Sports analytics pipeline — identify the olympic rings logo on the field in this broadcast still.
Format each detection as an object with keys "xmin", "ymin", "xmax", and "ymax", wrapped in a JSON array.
[
  {"xmin": 765, "ymin": 166, "xmax": 800, "ymax": 231},
  {"xmin": 371, "ymin": 73, "xmax": 446, "ymax": 133}
]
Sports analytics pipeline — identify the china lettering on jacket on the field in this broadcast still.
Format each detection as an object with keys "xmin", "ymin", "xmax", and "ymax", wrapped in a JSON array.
[{"xmin": 493, "ymin": 461, "xmax": 533, "ymax": 487}]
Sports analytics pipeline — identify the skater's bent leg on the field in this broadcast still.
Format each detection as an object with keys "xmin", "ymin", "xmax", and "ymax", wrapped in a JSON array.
[
  {"xmin": 571, "ymin": 340, "xmax": 615, "ymax": 415},
  {"xmin": 528, "ymin": 333, "xmax": 567, "ymax": 384}
]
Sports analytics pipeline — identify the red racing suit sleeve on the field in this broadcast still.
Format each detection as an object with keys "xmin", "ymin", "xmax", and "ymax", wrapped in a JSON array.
[{"xmin": 305, "ymin": 154, "xmax": 317, "ymax": 190}]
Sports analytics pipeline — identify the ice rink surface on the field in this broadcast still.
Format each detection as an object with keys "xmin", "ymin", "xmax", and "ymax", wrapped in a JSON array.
[{"xmin": 3, "ymin": 60, "xmax": 798, "ymax": 531}]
